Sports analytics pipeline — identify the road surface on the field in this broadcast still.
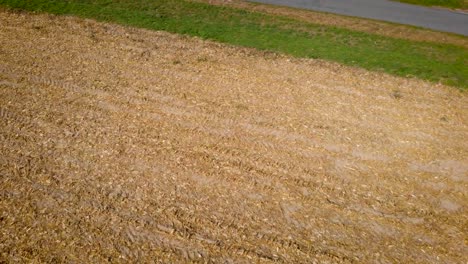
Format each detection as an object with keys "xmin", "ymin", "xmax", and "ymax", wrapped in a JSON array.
[{"xmin": 249, "ymin": 0, "xmax": 468, "ymax": 36}]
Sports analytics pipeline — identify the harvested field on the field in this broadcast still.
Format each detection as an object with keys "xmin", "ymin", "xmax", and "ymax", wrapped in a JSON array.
[{"xmin": 0, "ymin": 10, "xmax": 467, "ymax": 263}]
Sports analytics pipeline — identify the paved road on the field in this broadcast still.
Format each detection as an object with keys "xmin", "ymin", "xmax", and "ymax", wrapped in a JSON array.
[{"xmin": 249, "ymin": 0, "xmax": 468, "ymax": 36}]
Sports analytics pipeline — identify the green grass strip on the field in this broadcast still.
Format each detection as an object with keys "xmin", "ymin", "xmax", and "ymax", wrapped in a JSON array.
[
  {"xmin": 393, "ymin": 0, "xmax": 468, "ymax": 9},
  {"xmin": 1, "ymin": 0, "xmax": 467, "ymax": 89}
]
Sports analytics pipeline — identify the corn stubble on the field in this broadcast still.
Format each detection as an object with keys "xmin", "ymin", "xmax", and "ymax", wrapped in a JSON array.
[{"xmin": 0, "ymin": 10, "xmax": 467, "ymax": 263}]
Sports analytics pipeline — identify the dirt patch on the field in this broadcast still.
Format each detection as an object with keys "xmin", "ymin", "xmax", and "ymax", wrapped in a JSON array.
[
  {"xmin": 196, "ymin": 0, "xmax": 468, "ymax": 48},
  {"xmin": 0, "ymin": 10, "xmax": 467, "ymax": 263}
]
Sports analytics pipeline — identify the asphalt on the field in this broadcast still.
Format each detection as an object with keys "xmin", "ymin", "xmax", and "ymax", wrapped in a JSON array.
[{"xmin": 249, "ymin": 0, "xmax": 468, "ymax": 36}]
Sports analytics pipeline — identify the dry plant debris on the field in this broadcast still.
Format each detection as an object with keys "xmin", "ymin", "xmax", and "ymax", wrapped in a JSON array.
[{"xmin": 0, "ymin": 10, "xmax": 467, "ymax": 263}]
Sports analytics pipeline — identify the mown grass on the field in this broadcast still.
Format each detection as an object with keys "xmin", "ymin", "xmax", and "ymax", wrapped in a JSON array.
[
  {"xmin": 1, "ymin": 0, "xmax": 467, "ymax": 89},
  {"xmin": 393, "ymin": 0, "xmax": 468, "ymax": 9}
]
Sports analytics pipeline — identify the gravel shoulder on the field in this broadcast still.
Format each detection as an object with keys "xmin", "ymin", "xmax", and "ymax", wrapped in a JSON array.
[{"xmin": 0, "ymin": 10, "xmax": 467, "ymax": 263}]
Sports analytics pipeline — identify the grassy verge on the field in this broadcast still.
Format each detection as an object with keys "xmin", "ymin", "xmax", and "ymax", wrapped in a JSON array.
[
  {"xmin": 1, "ymin": 0, "xmax": 467, "ymax": 89},
  {"xmin": 393, "ymin": 0, "xmax": 468, "ymax": 9}
]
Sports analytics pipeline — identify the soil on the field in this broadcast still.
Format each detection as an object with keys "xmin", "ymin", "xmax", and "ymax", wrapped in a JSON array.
[{"xmin": 0, "ymin": 10, "xmax": 467, "ymax": 263}]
